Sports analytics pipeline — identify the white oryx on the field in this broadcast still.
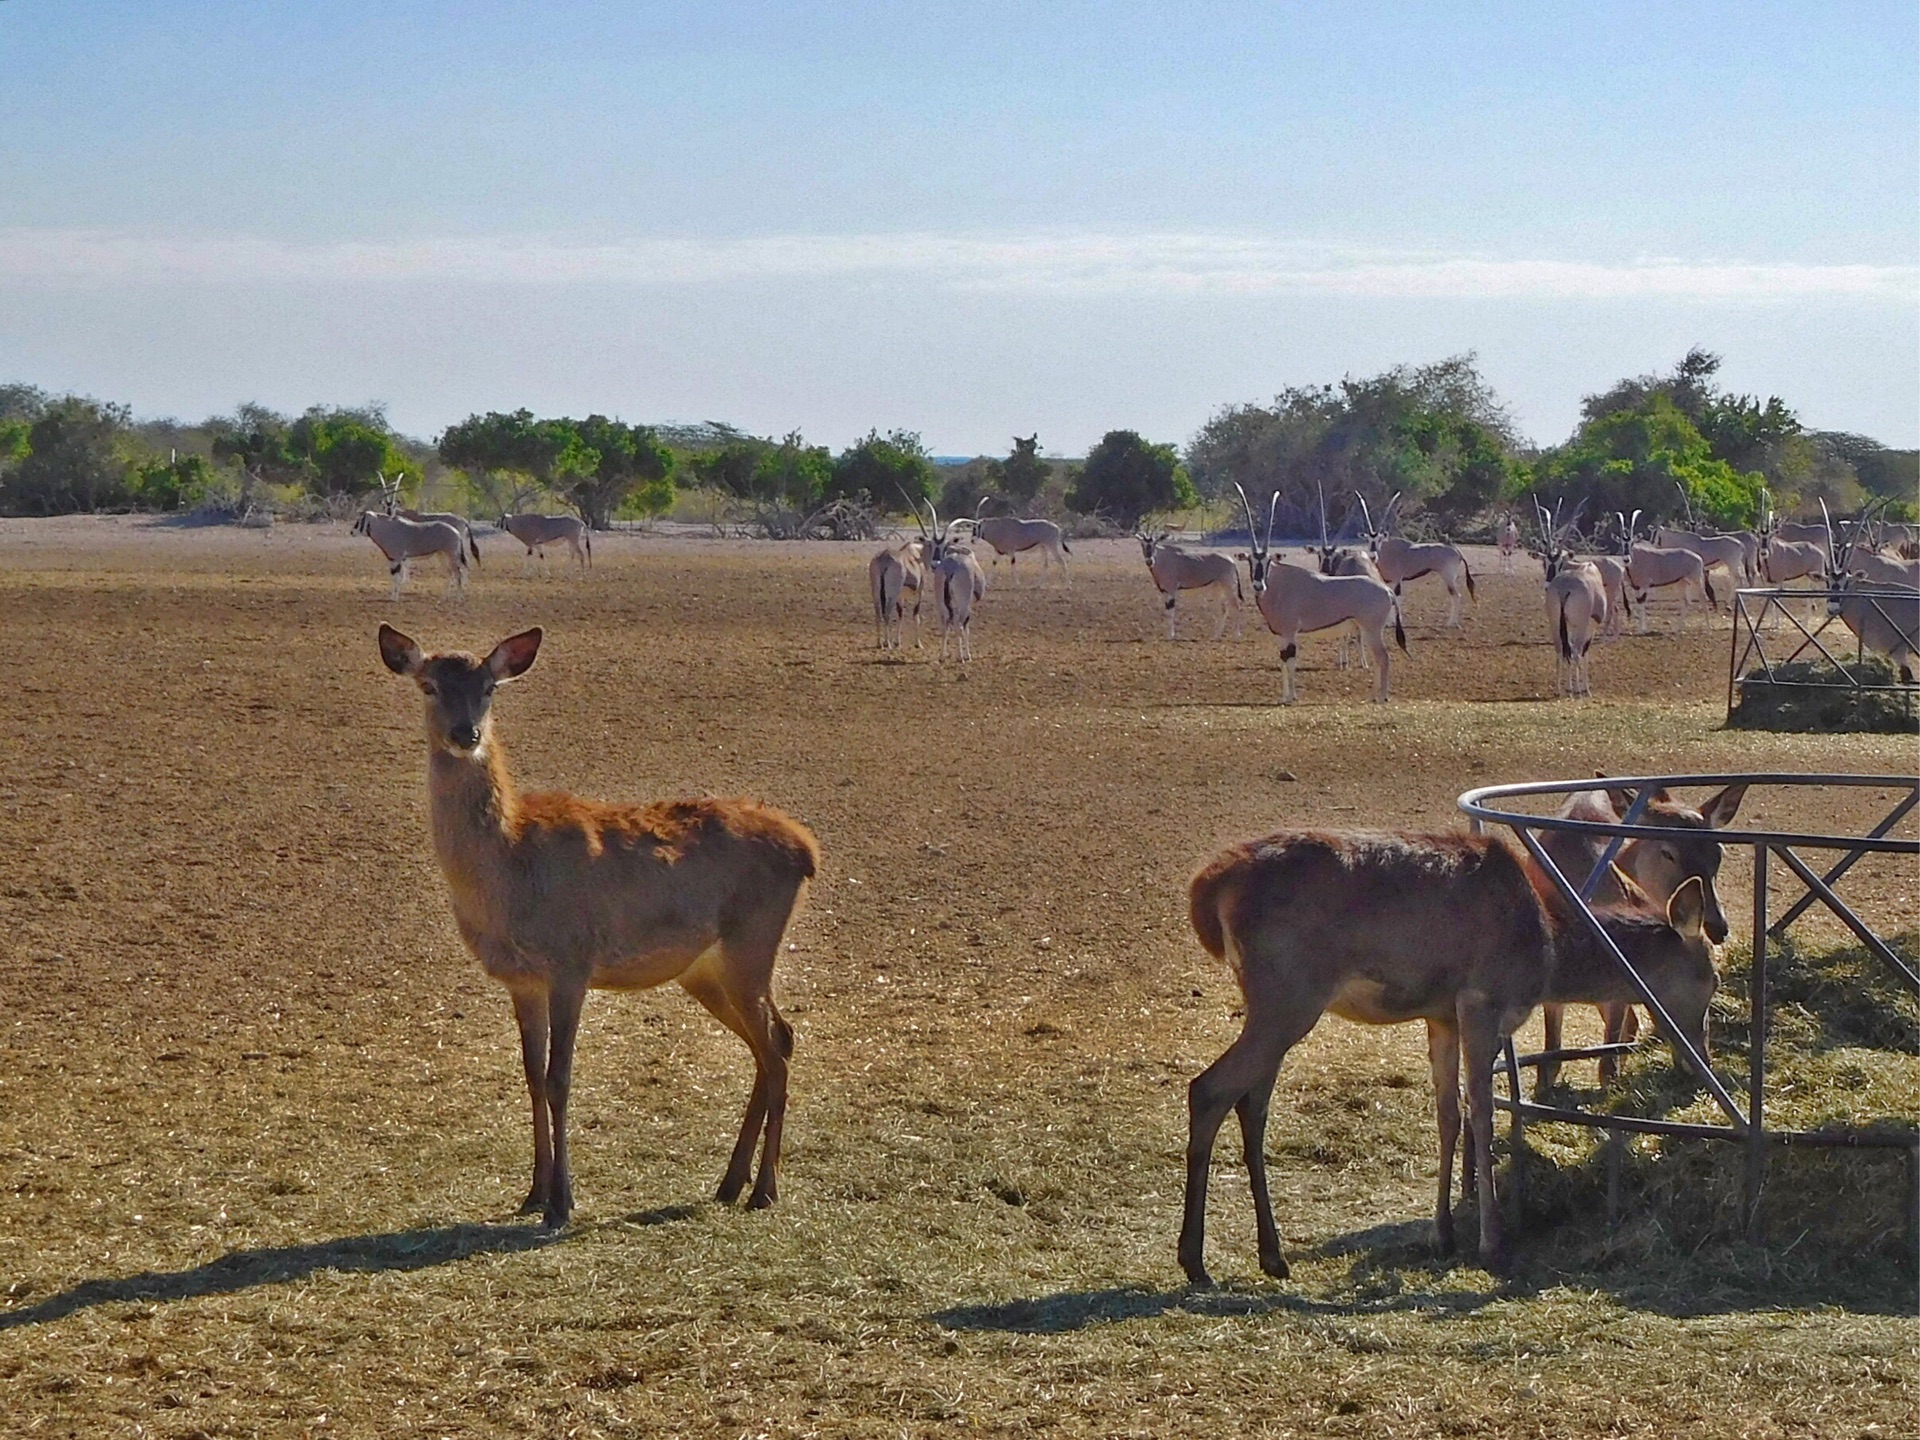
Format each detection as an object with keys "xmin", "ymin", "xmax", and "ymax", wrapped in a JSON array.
[
  {"xmin": 1316, "ymin": 543, "xmax": 1384, "ymax": 670},
  {"xmin": 913, "ymin": 502, "xmax": 987, "ymax": 662},
  {"xmin": 1534, "ymin": 504, "xmax": 1605, "ymax": 697},
  {"xmin": 1497, "ymin": 513, "xmax": 1521, "ymax": 572},
  {"xmin": 1354, "ymin": 492, "xmax": 1476, "ymax": 627},
  {"xmin": 376, "ymin": 474, "xmax": 482, "ymax": 566},
  {"xmin": 1621, "ymin": 503, "xmax": 1716, "ymax": 633},
  {"xmin": 352, "ymin": 511, "xmax": 470, "ymax": 600},
  {"xmin": 1237, "ymin": 484, "xmax": 1405, "ymax": 704},
  {"xmin": 1137, "ymin": 531, "xmax": 1246, "ymax": 640},
  {"xmin": 868, "ymin": 538, "xmax": 927, "ymax": 650},
  {"xmin": 970, "ymin": 501, "xmax": 1071, "ymax": 585},
  {"xmin": 1655, "ymin": 485, "xmax": 1753, "ymax": 601},
  {"xmin": 499, "ymin": 512, "xmax": 592, "ymax": 573},
  {"xmin": 1826, "ymin": 509, "xmax": 1920, "ymax": 682}
]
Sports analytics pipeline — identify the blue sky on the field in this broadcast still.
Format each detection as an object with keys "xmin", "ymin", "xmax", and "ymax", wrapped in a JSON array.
[{"xmin": 2, "ymin": 1, "xmax": 1915, "ymax": 451}]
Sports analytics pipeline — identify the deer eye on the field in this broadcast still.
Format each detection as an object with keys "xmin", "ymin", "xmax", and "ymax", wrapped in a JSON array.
[{"xmin": 420, "ymin": 680, "xmax": 438, "ymax": 697}]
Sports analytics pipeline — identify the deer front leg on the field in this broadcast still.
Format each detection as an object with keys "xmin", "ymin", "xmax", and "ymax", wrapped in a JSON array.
[
  {"xmin": 1426, "ymin": 1019, "xmax": 1462, "ymax": 1255},
  {"xmin": 1459, "ymin": 996, "xmax": 1509, "ymax": 1271},
  {"xmin": 542, "ymin": 980, "xmax": 588, "ymax": 1228},
  {"xmin": 510, "ymin": 987, "xmax": 552, "ymax": 1216}
]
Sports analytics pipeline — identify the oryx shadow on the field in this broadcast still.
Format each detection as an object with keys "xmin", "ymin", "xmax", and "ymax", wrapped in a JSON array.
[{"xmin": 0, "ymin": 1221, "xmax": 560, "ymax": 1330}]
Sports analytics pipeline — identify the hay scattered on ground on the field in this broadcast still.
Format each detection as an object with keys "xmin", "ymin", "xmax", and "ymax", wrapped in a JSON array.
[{"xmin": 1728, "ymin": 657, "xmax": 1919, "ymax": 733}]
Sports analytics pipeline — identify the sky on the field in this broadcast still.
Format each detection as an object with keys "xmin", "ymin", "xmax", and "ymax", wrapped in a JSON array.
[{"xmin": 1, "ymin": 1, "xmax": 1915, "ymax": 453}]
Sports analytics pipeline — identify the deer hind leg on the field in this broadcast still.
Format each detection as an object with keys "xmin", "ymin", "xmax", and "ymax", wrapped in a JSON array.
[
  {"xmin": 1180, "ymin": 1017, "xmax": 1303, "ymax": 1286},
  {"xmin": 1458, "ymin": 995, "xmax": 1511, "ymax": 1270},
  {"xmin": 1597, "ymin": 1002, "xmax": 1638, "ymax": 1085},
  {"xmin": 710, "ymin": 886, "xmax": 804, "ymax": 1208},
  {"xmin": 541, "ymin": 979, "xmax": 588, "ymax": 1228},
  {"xmin": 1427, "ymin": 1019, "xmax": 1463, "ymax": 1253},
  {"xmin": 679, "ymin": 959, "xmax": 774, "ymax": 1206},
  {"xmin": 1535, "ymin": 1003, "xmax": 1565, "ymax": 1097},
  {"xmin": 510, "ymin": 987, "xmax": 553, "ymax": 1216}
]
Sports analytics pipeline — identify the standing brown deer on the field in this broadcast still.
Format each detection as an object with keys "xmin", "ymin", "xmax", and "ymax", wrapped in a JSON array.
[
  {"xmin": 377, "ymin": 624, "xmax": 820, "ymax": 1226},
  {"xmin": 1178, "ymin": 829, "xmax": 1717, "ymax": 1283}
]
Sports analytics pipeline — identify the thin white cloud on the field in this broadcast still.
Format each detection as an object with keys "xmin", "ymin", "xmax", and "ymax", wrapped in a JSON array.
[{"xmin": 1, "ymin": 228, "xmax": 1913, "ymax": 303}]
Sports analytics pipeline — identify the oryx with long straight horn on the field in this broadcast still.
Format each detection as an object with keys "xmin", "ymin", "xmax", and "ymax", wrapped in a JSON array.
[
  {"xmin": 969, "ymin": 496, "xmax": 1072, "ymax": 585},
  {"xmin": 920, "ymin": 498, "xmax": 987, "ymax": 662},
  {"xmin": 1825, "ymin": 501, "xmax": 1920, "ymax": 682},
  {"xmin": 381, "ymin": 472, "xmax": 482, "ymax": 566},
  {"xmin": 1534, "ymin": 500, "xmax": 1605, "ymax": 696},
  {"xmin": 1236, "ymin": 482, "xmax": 1405, "ymax": 704},
  {"xmin": 353, "ymin": 509, "xmax": 471, "ymax": 599},
  {"xmin": 1653, "ymin": 481, "xmax": 1752, "ymax": 601},
  {"xmin": 1355, "ymin": 490, "xmax": 1476, "ymax": 627}
]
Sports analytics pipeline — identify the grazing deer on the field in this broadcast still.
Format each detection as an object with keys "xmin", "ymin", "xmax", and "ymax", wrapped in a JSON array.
[
  {"xmin": 971, "ymin": 500, "xmax": 1071, "ymax": 585},
  {"xmin": 869, "ymin": 538, "xmax": 927, "ymax": 650},
  {"xmin": 1534, "ymin": 780, "xmax": 1747, "ymax": 1093},
  {"xmin": 376, "ymin": 624, "xmax": 819, "ymax": 1226},
  {"xmin": 1355, "ymin": 492, "xmax": 1477, "ymax": 627},
  {"xmin": 1237, "ymin": 484, "xmax": 1406, "ymax": 704},
  {"xmin": 352, "ymin": 511, "xmax": 471, "ymax": 600},
  {"xmin": 1179, "ymin": 828, "xmax": 1717, "ymax": 1282},
  {"xmin": 1138, "ymin": 531, "xmax": 1246, "ymax": 640},
  {"xmin": 500, "ymin": 512, "xmax": 592, "ymax": 573}
]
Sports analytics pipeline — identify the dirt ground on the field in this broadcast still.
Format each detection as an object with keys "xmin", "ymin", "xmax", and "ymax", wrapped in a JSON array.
[{"xmin": 0, "ymin": 517, "xmax": 1914, "ymax": 1438}]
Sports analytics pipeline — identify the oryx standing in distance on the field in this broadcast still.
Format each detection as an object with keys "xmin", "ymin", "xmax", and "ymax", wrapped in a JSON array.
[
  {"xmin": 500, "ymin": 512, "xmax": 593, "ymax": 573},
  {"xmin": 1825, "ymin": 503, "xmax": 1920, "ymax": 682},
  {"xmin": 970, "ymin": 498, "xmax": 1071, "ymax": 585},
  {"xmin": 913, "ymin": 500, "xmax": 987, "ymax": 662},
  {"xmin": 1138, "ymin": 531, "xmax": 1246, "ymax": 640},
  {"xmin": 1654, "ymin": 483, "xmax": 1754, "ymax": 601},
  {"xmin": 1238, "ymin": 482, "xmax": 1405, "ymax": 704},
  {"xmin": 1534, "ymin": 501, "xmax": 1606, "ymax": 697},
  {"xmin": 378, "ymin": 473, "xmax": 481, "ymax": 566},
  {"xmin": 1622, "ymin": 502, "xmax": 1716, "ymax": 631},
  {"xmin": 1354, "ymin": 491, "xmax": 1476, "ymax": 627},
  {"xmin": 868, "ymin": 537, "xmax": 927, "ymax": 650},
  {"xmin": 1497, "ymin": 513, "xmax": 1521, "ymax": 572},
  {"xmin": 352, "ymin": 510, "xmax": 472, "ymax": 600}
]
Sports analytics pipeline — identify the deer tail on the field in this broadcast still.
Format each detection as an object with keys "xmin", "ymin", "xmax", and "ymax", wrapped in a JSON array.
[
  {"xmin": 1393, "ymin": 600, "xmax": 1408, "ymax": 653},
  {"xmin": 1463, "ymin": 558, "xmax": 1476, "ymax": 598},
  {"xmin": 1703, "ymin": 570, "xmax": 1717, "ymax": 608},
  {"xmin": 468, "ymin": 528, "xmax": 481, "ymax": 565},
  {"xmin": 1558, "ymin": 601, "xmax": 1573, "ymax": 661}
]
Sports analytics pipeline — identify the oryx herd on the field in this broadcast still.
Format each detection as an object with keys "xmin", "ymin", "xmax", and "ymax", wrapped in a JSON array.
[
  {"xmin": 859, "ymin": 480, "xmax": 1915, "ymax": 698},
  {"xmin": 348, "ymin": 474, "xmax": 592, "ymax": 598}
]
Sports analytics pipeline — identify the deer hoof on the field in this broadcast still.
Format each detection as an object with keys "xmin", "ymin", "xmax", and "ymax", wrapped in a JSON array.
[
  {"xmin": 517, "ymin": 1186, "xmax": 547, "ymax": 1216},
  {"xmin": 715, "ymin": 1175, "xmax": 746, "ymax": 1205},
  {"xmin": 1181, "ymin": 1263, "xmax": 1214, "ymax": 1290},
  {"xmin": 747, "ymin": 1187, "xmax": 777, "ymax": 1211},
  {"xmin": 1259, "ymin": 1251, "xmax": 1290, "ymax": 1281}
]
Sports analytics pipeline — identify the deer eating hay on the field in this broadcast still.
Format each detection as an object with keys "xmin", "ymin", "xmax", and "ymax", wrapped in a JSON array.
[
  {"xmin": 377, "ymin": 624, "xmax": 819, "ymax": 1226},
  {"xmin": 1178, "ymin": 828, "xmax": 1719, "ymax": 1282}
]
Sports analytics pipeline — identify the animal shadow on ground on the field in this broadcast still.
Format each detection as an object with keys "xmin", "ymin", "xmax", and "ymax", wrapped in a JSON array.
[
  {"xmin": 930, "ymin": 1223, "xmax": 1504, "ymax": 1336},
  {"xmin": 0, "ymin": 1221, "xmax": 560, "ymax": 1331}
]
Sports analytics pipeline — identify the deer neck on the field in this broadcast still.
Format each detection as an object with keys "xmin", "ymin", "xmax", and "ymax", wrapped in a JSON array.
[{"xmin": 425, "ymin": 733, "xmax": 519, "ymax": 883}]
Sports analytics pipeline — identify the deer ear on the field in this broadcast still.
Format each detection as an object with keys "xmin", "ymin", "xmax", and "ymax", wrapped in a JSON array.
[
  {"xmin": 1667, "ymin": 876, "xmax": 1707, "ymax": 939},
  {"xmin": 378, "ymin": 624, "xmax": 424, "ymax": 677},
  {"xmin": 486, "ymin": 627, "xmax": 543, "ymax": 682},
  {"xmin": 1698, "ymin": 783, "xmax": 1747, "ymax": 829}
]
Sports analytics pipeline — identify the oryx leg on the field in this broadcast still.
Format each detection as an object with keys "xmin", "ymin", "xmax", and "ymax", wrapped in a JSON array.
[
  {"xmin": 1366, "ymin": 625, "xmax": 1391, "ymax": 702},
  {"xmin": 1164, "ymin": 591, "xmax": 1179, "ymax": 640},
  {"xmin": 1278, "ymin": 639, "xmax": 1300, "ymax": 704},
  {"xmin": 388, "ymin": 558, "xmax": 405, "ymax": 601},
  {"xmin": 1211, "ymin": 586, "xmax": 1232, "ymax": 641},
  {"xmin": 1447, "ymin": 580, "xmax": 1464, "ymax": 628}
]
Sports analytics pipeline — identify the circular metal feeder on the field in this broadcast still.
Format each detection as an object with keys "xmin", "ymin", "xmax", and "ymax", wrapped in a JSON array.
[{"xmin": 1457, "ymin": 772, "xmax": 1920, "ymax": 1250}]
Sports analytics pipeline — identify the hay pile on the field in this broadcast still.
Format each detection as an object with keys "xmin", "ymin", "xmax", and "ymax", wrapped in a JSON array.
[
  {"xmin": 1519, "ymin": 932, "xmax": 1920, "ymax": 1297},
  {"xmin": 1728, "ymin": 656, "xmax": 1918, "ymax": 733}
]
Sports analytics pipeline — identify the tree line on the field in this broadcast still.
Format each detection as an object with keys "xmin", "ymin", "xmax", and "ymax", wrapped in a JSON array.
[{"xmin": 2, "ymin": 352, "xmax": 1912, "ymax": 532}]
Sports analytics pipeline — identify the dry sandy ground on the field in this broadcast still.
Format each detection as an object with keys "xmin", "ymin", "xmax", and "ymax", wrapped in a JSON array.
[{"xmin": 0, "ymin": 517, "xmax": 1913, "ymax": 1437}]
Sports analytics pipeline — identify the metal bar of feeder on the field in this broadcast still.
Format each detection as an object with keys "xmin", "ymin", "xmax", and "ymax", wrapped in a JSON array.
[
  {"xmin": 1512, "ymin": 823, "xmax": 1750, "ymax": 1133},
  {"xmin": 1746, "ymin": 843, "xmax": 1769, "ymax": 1240},
  {"xmin": 1497, "ymin": 1099, "xmax": 1919, "ymax": 1148},
  {"xmin": 1512, "ymin": 1042, "xmax": 1639, "ymax": 1070},
  {"xmin": 1772, "ymin": 789, "xmax": 1919, "ymax": 936},
  {"xmin": 1576, "ymin": 784, "xmax": 1654, "ymax": 903},
  {"xmin": 1769, "ymin": 845, "xmax": 1920, "ymax": 995}
]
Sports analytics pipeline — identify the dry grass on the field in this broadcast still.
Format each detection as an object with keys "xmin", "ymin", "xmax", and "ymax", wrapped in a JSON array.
[{"xmin": 0, "ymin": 521, "xmax": 1913, "ymax": 1438}]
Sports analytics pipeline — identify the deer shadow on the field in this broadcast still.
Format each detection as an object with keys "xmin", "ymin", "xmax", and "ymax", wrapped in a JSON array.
[{"xmin": 0, "ymin": 1221, "xmax": 560, "ymax": 1331}]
